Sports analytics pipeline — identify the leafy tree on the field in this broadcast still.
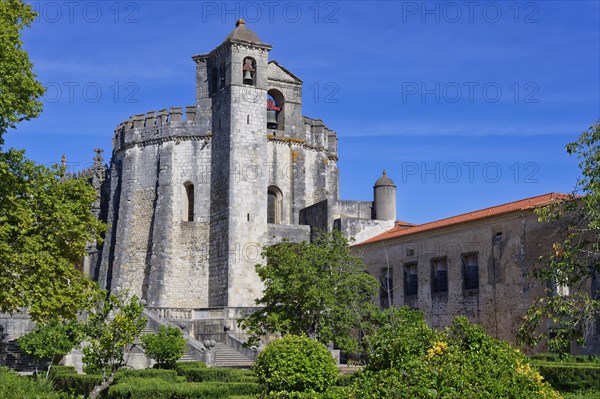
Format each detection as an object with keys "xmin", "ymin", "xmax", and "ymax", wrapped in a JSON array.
[
  {"xmin": 141, "ymin": 325, "xmax": 187, "ymax": 369},
  {"xmin": 0, "ymin": 0, "xmax": 45, "ymax": 144},
  {"xmin": 253, "ymin": 335, "xmax": 338, "ymax": 397},
  {"xmin": 17, "ymin": 319, "xmax": 80, "ymax": 377},
  {"xmin": 518, "ymin": 121, "xmax": 600, "ymax": 352},
  {"xmin": 240, "ymin": 230, "xmax": 378, "ymax": 352},
  {"xmin": 82, "ymin": 291, "xmax": 146, "ymax": 399},
  {"xmin": 350, "ymin": 307, "xmax": 562, "ymax": 399},
  {"xmin": 0, "ymin": 149, "xmax": 105, "ymax": 322}
]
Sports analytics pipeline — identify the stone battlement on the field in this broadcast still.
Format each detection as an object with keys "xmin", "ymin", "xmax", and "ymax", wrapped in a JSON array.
[{"xmin": 112, "ymin": 106, "xmax": 204, "ymax": 153}]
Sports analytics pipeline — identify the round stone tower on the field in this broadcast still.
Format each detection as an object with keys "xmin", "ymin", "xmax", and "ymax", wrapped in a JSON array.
[{"xmin": 373, "ymin": 170, "xmax": 397, "ymax": 221}]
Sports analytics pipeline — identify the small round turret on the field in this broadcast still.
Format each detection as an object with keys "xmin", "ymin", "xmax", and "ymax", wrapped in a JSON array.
[{"xmin": 374, "ymin": 169, "xmax": 397, "ymax": 221}]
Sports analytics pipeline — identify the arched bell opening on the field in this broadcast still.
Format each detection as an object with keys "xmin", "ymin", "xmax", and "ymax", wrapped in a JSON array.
[
  {"xmin": 267, "ymin": 89, "xmax": 284, "ymax": 131},
  {"xmin": 242, "ymin": 57, "xmax": 256, "ymax": 86}
]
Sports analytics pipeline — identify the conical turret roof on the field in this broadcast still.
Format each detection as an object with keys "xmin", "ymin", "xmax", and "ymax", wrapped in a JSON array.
[{"xmin": 374, "ymin": 170, "xmax": 396, "ymax": 187}]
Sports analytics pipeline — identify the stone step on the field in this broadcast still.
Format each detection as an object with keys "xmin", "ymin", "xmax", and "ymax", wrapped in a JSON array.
[
  {"xmin": 0, "ymin": 341, "xmax": 45, "ymax": 373},
  {"xmin": 178, "ymin": 353, "xmax": 195, "ymax": 362},
  {"xmin": 213, "ymin": 342, "xmax": 254, "ymax": 367}
]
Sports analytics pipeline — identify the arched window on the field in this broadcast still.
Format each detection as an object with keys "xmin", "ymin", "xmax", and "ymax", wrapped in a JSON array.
[
  {"xmin": 183, "ymin": 182, "xmax": 194, "ymax": 222},
  {"xmin": 267, "ymin": 89, "xmax": 285, "ymax": 131},
  {"xmin": 267, "ymin": 186, "xmax": 283, "ymax": 224},
  {"xmin": 242, "ymin": 57, "xmax": 256, "ymax": 86}
]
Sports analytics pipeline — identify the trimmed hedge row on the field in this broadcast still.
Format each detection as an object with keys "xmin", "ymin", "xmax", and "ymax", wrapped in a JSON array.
[
  {"xmin": 532, "ymin": 362, "xmax": 600, "ymax": 392},
  {"xmin": 51, "ymin": 372, "xmax": 103, "ymax": 397},
  {"xmin": 530, "ymin": 353, "xmax": 600, "ymax": 363},
  {"xmin": 174, "ymin": 362, "xmax": 207, "ymax": 373},
  {"xmin": 177, "ymin": 367, "xmax": 256, "ymax": 383},
  {"xmin": 117, "ymin": 368, "xmax": 181, "ymax": 383},
  {"xmin": 107, "ymin": 377, "xmax": 260, "ymax": 399},
  {"xmin": 51, "ymin": 366, "xmax": 183, "ymax": 397},
  {"xmin": 261, "ymin": 386, "xmax": 348, "ymax": 399}
]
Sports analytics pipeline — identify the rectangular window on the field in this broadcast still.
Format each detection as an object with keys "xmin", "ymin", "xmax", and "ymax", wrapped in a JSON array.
[
  {"xmin": 404, "ymin": 262, "xmax": 418, "ymax": 296},
  {"xmin": 379, "ymin": 267, "xmax": 393, "ymax": 309},
  {"xmin": 431, "ymin": 258, "xmax": 448, "ymax": 294},
  {"xmin": 462, "ymin": 253, "xmax": 479, "ymax": 290}
]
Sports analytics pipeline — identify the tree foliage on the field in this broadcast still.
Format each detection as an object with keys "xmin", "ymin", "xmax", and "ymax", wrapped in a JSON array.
[
  {"xmin": 254, "ymin": 335, "xmax": 338, "ymax": 397},
  {"xmin": 82, "ymin": 291, "xmax": 146, "ymax": 399},
  {"xmin": 0, "ymin": 0, "xmax": 45, "ymax": 143},
  {"xmin": 16, "ymin": 319, "xmax": 80, "ymax": 377},
  {"xmin": 518, "ymin": 122, "xmax": 600, "ymax": 352},
  {"xmin": 240, "ymin": 230, "xmax": 378, "ymax": 352},
  {"xmin": 350, "ymin": 307, "xmax": 562, "ymax": 399},
  {"xmin": 141, "ymin": 325, "xmax": 187, "ymax": 369},
  {"xmin": 0, "ymin": 149, "xmax": 105, "ymax": 322}
]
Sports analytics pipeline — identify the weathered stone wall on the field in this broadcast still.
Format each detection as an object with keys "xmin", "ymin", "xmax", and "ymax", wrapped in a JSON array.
[
  {"xmin": 336, "ymin": 218, "xmax": 395, "ymax": 244},
  {"xmin": 0, "ymin": 311, "xmax": 34, "ymax": 342},
  {"xmin": 355, "ymin": 210, "xmax": 556, "ymax": 346},
  {"xmin": 265, "ymin": 224, "xmax": 311, "ymax": 245},
  {"xmin": 97, "ymin": 109, "xmax": 212, "ymax": 308}
]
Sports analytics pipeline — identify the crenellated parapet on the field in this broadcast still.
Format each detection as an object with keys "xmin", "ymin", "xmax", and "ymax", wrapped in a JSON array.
[
  {"xmin": 303, "ymin": 116, "xmax": 338, "ymax": 160},
  {"xmin": 112, "ymin": 106, "xmax": 209, "ymax": 153}
]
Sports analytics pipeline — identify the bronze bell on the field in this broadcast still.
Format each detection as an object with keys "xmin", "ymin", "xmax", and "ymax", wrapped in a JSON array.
[
  {"xmin": 266, "ymin": 109, "xmax": 278, "ymax": 129},
  {"xmin": 243, "ymin": 70, "xmax": 253, "ymax": 85}
]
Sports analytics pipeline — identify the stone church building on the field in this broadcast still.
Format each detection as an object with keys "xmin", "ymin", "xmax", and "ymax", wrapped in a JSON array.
[{"xmin": 89, "ymin": 20, "xmax": 395, "ymax": 313}]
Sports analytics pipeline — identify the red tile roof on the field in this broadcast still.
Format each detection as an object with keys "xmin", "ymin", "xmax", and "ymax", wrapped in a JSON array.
[{"xmin": 354, "ymin": 192, "xmax": 572, "ymax": 247}]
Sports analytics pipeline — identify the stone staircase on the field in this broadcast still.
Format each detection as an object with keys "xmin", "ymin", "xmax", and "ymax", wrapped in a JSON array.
[
  {"xmin": 0, "ymin": 340, "xmax": 44, "ymax": 372},
  {"xmin": 213, "ymin": 342, "xmax": 254, "ymax": 368}
]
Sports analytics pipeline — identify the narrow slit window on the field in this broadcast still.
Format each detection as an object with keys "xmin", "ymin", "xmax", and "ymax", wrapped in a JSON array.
[{"xmin": 183, "ymin": 182, "xmax": 194, "ymax": 222}]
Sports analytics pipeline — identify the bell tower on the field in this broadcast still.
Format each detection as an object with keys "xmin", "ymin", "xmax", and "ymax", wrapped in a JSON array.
[{"xmin": 194, "ymin": 20, "xmax": 272, "ymax": 308}]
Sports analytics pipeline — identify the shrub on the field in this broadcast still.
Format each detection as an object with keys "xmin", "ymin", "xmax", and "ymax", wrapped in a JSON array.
[
  {"xmin": 253, "ymin": 335, "xmax": 338, "ymax": 395},
  {"xmin": 334, "ymin": 373, "xmax": 356, "ymax": 387},
  {"xmin": 350, "ymin": 308, "xmax": 563, "ymax": 399},
  {"xmin": 141, "ymin": 325, "xmax": 187, "ymax": 369}
]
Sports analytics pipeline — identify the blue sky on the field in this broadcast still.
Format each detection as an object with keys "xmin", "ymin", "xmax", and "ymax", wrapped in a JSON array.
[{"xmin": 7, "ymin": 1, "xmax": 600, "ymax": 224}]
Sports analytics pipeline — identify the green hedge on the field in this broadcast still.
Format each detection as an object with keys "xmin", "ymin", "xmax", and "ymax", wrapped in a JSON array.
[
  {"xmin": 51, "ymin": 366, "xmax": 183, "ymax": 396},
  {"xmin": 0, "ymin": 367, "xmax": 66, "ymax": 399},
  {"xmin": 530, "ymin": 353, "xmax": 600, "ymax": 363},
  {"xmin": 51, "ymin": 372, "xmax": 103, "ymax": 397},
  {"xmin": 532, "ymin": 362, "xmax": 600, "ymax": 392},
  {"xmin": 176, "ymin": 366, "xmax": 256, "ymax": 383},
  {"xmin": 263, "ymin": 387, "xmax": 348, "ymax": 399},
  {"xmin": 107, "ymin": 377, "xmax": 260, "ymax": 399},
  {"xmin": 116, "ymin": 368, "xmax": 181, "ymax": 383},
  {"xmin": 174, "ymin": 362, "xmax": 207, "ymax": 373},
  {"xmin": 48, "ymin": 366, "xmax": 78, "ymax": 377}
]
